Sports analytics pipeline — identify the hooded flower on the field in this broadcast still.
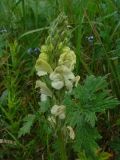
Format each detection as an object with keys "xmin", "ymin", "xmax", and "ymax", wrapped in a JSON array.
[
  {"xmin": 35, "ymin": 59, "xmax": 53, "ymax": 77},
  {"xmin": 35, "ymin": 80, "xmax": 52, "ymax": 101},
  {"xmin": 58, "ymin": 47, "xmax": 76, "ymax": 70},
  {"xmin": 51, "ymin": 105, "xmax": 66, "ymax": 120},
  {"xmin": 49, "ymin": 65, "xmax": 75, "ymax": 91},
  {"xmin": 67, "ymin": 126, "xmax": 75, "ymax": 140}
]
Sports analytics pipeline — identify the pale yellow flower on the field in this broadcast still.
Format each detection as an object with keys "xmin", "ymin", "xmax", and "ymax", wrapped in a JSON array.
[
  {"xmin": 58, "ymin": 47, "xmax": 76, "ymax": 70},
  {"xmin": 51, "ymin": 105, "xmax": 66, "ymax": 120},
  {"xmin": 35, "ymin": 80, "xmax": 52, "ymax": 101},
  {"xmin": 49, "ymin": 72, "xmax": 64, "ymax": 90},
  {"xmin": 50, "ymin": 65, "xmax": 75, "ymax": 91},
  {"xmin": 67, "ymin": 126, "xmax": 75, "ymax": 140},
  {"xmin": 35, "ymin": 59, "xmax": 53, "ymax": 76}
]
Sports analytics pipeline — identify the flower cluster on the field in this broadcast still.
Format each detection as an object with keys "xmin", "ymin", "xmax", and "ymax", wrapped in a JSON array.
[
  {"xmin": 35, "ymin": 43, "xmax": 79, "ymax": 140},
  {"xmin": 35, "ymin": 44, "xmax": 80, "ymax": 98}
]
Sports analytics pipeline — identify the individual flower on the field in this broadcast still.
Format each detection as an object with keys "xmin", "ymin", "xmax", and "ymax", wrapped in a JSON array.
[
  {"xmin": 50, "ymin": 73, "xmax": 64, "ymax": 90},
  {"xmin": 0, "ymin": 29, "xmax": 7, "ymax": 33},
  {"xmin": 86, "ymin": 35, "xmax": 94, "ymax": 45},
  {"xmin": 35, "ymin": 58, "xmax": 53, "ymax": 76},
  {"xmin": 27, "ymin": 48, "xmax": 40, "ymax": 56},
  {"xmin": 34, "ymin": 47, "xmax": 40, "ymax": 55},
  {"xmin": 67, "ymin": 126, "xmax": 75, "ymax": 140},
  {"xmin": 58, "ymin": 47, "xmax": 76, "ymax": 70},
  {"xmin": 35, "ymin": 80, "xmax": 52, "ymax": 101},
  {"xmin": 49, "ymin": 65, "xmax": 75, "ymax": 91},
  {"xmin": 51, "ymin": 105, "xmax": 66, "ymax": 120}
]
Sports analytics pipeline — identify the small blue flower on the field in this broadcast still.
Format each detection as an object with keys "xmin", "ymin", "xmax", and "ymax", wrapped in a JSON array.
[
  {"xmin": 34, "ymin": 48, "xmax": 40, "ymax": 55},
  {"xmin": 86, "ymin": 35, "xmax": 94, "ymax": 44},
  {"xmin": 0, "ymin": 29, "xmax": 7, "ymax": 34},
  {"xmin": 27, "ymin": 47, "xmax": 40, "ymax": 56}
]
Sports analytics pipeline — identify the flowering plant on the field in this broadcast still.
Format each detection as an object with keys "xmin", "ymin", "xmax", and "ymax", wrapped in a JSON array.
[
  {"xmin": 34, "ymin": 31, "xmax": 81, "ymax": 158},
  {"xmin": 35, "ymin": 40, "xmax": 80, "ymax": 138},
  {"xmin": 18, "ymin": 14, "xmax": 119, "ymax": 160}
]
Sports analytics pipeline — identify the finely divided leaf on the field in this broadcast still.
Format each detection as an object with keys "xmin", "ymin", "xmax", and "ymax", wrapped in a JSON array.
[{"xmin": 18, "ymin": 114, "xmax": 36, "ymax": 138}]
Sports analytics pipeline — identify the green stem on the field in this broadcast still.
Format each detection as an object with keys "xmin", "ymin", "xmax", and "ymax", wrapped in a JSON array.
[{"xmin": 58, "ymin": 130, "xmax": 67, "ymax": 160}]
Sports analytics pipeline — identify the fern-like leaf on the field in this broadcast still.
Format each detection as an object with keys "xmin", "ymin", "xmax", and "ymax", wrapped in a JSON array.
[{"xmin": 18, "ymin": 114, "xmax": 36, "ymax": 138}]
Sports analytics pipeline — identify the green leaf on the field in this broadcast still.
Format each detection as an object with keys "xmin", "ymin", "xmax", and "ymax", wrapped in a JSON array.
[
  {"xmin": 64, "ymin": 75, "xmax": 119, "ymax": 127},
  {"xmin": 19, "ymin": 27, "xmax": 49, "ymax": 39},
  {"xmin": 63, "ymin": 75, "xmax": 119, "ymax": 159},
  {"xmin": 18, "ymin": 114, "xmax": 36, "ymax": 138}
]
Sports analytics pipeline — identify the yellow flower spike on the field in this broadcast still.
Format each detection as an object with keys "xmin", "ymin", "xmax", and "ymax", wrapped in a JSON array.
[
  {"xmin": 67, "ymin": 126, "xmax": 75, "ymax": 140},
  {"xmin": 35, "ymin": 59, "xmax": 53, "ymax": 77},
  {"xmin": 35, "ymin": 80, "xmax": 52, "ymax": 97}
]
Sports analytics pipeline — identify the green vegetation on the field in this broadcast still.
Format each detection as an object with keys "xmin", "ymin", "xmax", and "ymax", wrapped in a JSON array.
[{"xmin": 0, "ymin": 0, "xmax": 120, "ymax": 159}]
